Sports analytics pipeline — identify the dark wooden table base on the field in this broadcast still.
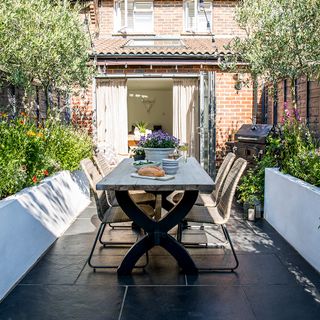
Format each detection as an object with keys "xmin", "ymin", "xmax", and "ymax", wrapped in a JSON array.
[{"xmin": 115, "ymin": 190, "xmax": 199, "ymax": 275}]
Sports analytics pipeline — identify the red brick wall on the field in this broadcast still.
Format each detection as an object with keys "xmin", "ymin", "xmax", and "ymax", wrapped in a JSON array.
[
  {"xmin": 97, "ymin": 0, "xmax": 242, "ymax": 37},
  {"xmin": 215, "ymin": 72, "xmax": 253, "ymax": 161},
  {"xmin": 71, "ymin": 88, "xmax": 94, "ymax": 134},
  {"xmin": 98, "ymin": 0, "xmax": 113, "ymax": 35},
  {"xmin": 213, "ymin": 0, "xmax": 245, "ymax": 37},
  {"xmin": 154, "ymin": 1, "xmax": 183, "ymax": 35}
]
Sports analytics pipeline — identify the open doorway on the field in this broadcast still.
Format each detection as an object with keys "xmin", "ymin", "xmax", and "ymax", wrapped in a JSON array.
[{"xmin": 127, "ymin": 78, "xmax": 173, "ymax": 137}]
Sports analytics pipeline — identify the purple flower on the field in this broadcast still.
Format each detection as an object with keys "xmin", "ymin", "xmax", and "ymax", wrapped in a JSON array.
[
  {"xmin": 293, "ymin": 107, "xmax": 301, "ymax": 122},
  {"xmin": 138, "ymin": 130, "xmax": 179, "ymax": 148}
]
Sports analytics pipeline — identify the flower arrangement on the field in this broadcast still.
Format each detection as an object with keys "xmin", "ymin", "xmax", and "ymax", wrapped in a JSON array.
[{"xmin": 138, "ymin": 130, "xmax": 179, "ymax": 149}]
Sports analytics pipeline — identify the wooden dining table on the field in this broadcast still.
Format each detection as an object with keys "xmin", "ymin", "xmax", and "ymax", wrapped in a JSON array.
[{"xmin": 96, "ymin": 157, "xmax": 214, "ymax": 275}]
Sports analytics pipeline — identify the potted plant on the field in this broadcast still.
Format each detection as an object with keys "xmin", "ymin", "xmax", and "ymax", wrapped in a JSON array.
[
  {"xmin": 134, "ymin": 121, "xmax": 148, "ymax": 136},
  {"xmin": 138, "ymin": 130, "xmax": 179, "ymax": 162},
  {"xmin": 132, "ymin": 147, "xmax": 145, "ymax": 161}
]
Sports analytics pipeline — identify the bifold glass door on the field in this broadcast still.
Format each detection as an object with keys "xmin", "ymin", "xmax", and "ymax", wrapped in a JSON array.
[{"xmin": 199, "ymin": 71, "xmax": 216, "ymax": 178}]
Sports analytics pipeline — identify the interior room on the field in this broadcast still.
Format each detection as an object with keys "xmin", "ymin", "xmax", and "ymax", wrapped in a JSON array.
[{"xmin": 127, "ymin": 78, "xmax": 173, "ymax": 135}]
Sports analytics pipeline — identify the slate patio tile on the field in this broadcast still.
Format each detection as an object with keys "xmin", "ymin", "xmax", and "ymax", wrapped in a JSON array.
[
  {"xmin": 120, "ymin": 286, "xmax": 256, "ymax": 320},
  {"xmin": 21, "ymin": 255, "xmax": 87, "ymax": 285},
  {"xmin": 243, "ymin": 284, "xmax": 320, "ymax": 320},
  {"xmin": 0, "ymin": 284, "xmax": 125, "ymax": 320},
  {"xmin": 187, "ymin": 253, "xmax": 294, "ymax": 286},
  {"xmin": 76, "ymin": 254, "xmax": 186, "ymax": 286}
]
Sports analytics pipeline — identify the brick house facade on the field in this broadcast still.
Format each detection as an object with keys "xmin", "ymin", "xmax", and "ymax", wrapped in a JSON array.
[{"xmin": 73, "ymin": 0, "xmax": 256, "ymax": 171}]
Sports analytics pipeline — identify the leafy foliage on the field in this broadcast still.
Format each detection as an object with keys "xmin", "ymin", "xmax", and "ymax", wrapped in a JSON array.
[
  {"xmin": 0, "ymin": 113, "xmax": 93, "ymax": 199},
  {"xmin": 238, "ymin": 107, "xmax": 320, "ymax": 206},
  {"xmin": 227, "ymin": 0, "xmax": 320, "ymax": 83},
  {"xmin": 0, "ymin": 0, "xmax": 93, "ymax": 102}
]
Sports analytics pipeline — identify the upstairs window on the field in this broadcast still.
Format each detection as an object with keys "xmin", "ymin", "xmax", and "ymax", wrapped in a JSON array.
[
  {"xmin": 114, "ymin": 0, "xmax": 153, "ymax": 33},
  {"xmin": 184, "ymin": 0, "xmax": 212, "ymax": 33}
]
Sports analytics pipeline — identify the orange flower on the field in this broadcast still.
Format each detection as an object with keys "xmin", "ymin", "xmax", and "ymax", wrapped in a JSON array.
[
  {"xmin": 43, "ymin": 170, "xmax": 49, "ymax": 176},
  {"xmin": 20, "ymin": 112, "xmax": 26, "ymax": 117},
  {"xmin": 32, "ymin": 176, "xmax": 37, "ymax": 183},
  {"xmin": 37, "ymin": 132, "xmax": 43, "ymax": 138},
  {"xmin": 19, "ymin": 120, "xmax": 24, "ymax": 125}
]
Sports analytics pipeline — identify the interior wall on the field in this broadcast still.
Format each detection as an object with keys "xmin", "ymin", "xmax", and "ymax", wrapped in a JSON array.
[{"xmin": 127, "ymin": 88, "xmax": 173, "ymax": 134}]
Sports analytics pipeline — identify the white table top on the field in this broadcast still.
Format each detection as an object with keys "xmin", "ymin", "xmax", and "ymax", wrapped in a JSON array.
[{"xmin": 96, "ymin": 157, "xmax": 214, "ymax": 192}]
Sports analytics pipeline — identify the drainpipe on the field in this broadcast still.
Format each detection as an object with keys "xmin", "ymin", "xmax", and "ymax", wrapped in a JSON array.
[
  {"xmin": 273, "ymin": 82, "xmax": 278, "ymax": 125},
  {"xmin": 306, "ymin": 80, "xmax": 310, "ymax": 126},
  {"xmin": 252, "ymin": 76, "xmax": 258, "ymax": 125},
  {"xmin": 92, "ymin": 77, "xmax": 97, "ymax": 146}
]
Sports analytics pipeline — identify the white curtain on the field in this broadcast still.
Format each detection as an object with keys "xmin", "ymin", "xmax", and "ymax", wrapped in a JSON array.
[
  {"xmin": 173, "ymin": 79, "xmax": 199, "ymax": 158},
  {"xmin": 96, "ymin": 79, "xmax": 128, "ymax": 155}
]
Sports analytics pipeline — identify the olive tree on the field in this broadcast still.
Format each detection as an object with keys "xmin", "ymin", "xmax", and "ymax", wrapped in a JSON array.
[
  {"xmin": 226, "ymin": 0, "xmax": 320, "ymax": 107},
  {"xmin": 0, "ymin": 0, "xmax": 93, "ymax": 108}
]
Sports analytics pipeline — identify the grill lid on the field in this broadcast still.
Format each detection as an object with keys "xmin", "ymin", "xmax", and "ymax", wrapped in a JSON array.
[{"xmin": 235, "ymin": 124, "xmax": 273, "ymax": 143}]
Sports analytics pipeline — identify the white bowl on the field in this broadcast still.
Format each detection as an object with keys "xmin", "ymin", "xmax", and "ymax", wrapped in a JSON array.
[
  {"xmin": 163, "ymin": 167, "xmax": 179, "ymax": 175},
  {"xmin": 132, "ymin": 160, "xmax": 161, "ymax": 169}
]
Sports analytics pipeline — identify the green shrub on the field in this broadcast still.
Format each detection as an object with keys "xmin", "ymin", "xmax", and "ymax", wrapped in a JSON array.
[
  {"xmin": 238, "ymin": 107, "xmax": 320, "ymax": 206},
  {"xmin": 0, "ymin": 113, "xmax": 92, "ymax": 199},
  {"xmin": 44, "ymin": 121, "xmax": 93, "ymax": 172}
]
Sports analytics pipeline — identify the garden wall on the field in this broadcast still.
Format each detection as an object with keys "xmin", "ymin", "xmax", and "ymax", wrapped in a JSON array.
[
  {"xmin": 265, "ymin": 168, "xmax": 320, "ymax": 272},
  {"xmin": 0, "ymin": 170, "xmax": 90, "ymax": 301}
]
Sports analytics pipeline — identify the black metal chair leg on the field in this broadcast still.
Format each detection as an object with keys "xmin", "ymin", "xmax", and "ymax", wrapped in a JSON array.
[
  {"xmin": 221, "ymin": 225, "xmax": 239, "ymax": 271},
  {"xmin": 88, "ymin": 222, "xmax": 149, "ymax": 271},
  {"xmin": 196, "ymin": 224, "xmax": 239, "ymax": 272}
]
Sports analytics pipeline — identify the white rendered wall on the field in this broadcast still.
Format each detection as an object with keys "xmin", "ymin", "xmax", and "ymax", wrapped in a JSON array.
[
  {"xmin": 265, "ymin": 168, "xmax": 320, "ymax": 272},
  {"xmin": 0, "ymin": 170, "xmax": 90, "ymax": 300}
]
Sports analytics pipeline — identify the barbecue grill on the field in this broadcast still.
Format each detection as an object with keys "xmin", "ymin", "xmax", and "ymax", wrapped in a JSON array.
[{"xmin": 234, "ymin": 124, "xmax": 273, "ymax": 165}]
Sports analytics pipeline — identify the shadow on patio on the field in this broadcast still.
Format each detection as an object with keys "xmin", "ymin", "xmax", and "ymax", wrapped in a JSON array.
[{"xmin": 0, "ymin": 202, "xmax": 319, "ymax": 320}]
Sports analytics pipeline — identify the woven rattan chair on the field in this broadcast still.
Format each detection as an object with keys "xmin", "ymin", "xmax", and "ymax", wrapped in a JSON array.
[
  {"xmin": 171, "ymin": 152, "xmax": 236, "ymax": 206},
  {"xmin": 178, "ymin": 157, "xmax": 247, "ymax": 272},
  {"xmin": 80, "ymin": 158, "xmax": 154, "ymax": 270},
  {"xmin": 94, "ymin": 153, "xmax": 156, "ymax": 209}
]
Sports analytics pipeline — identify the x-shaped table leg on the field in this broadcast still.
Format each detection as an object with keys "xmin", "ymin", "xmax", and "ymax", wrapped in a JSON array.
[{"xmin": 115, "ymin": 190, "xmax": 199, "ymax": 275}]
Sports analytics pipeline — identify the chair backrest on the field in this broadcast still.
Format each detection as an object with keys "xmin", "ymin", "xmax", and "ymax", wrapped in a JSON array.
[
  {"xmin": 217, "ymin": 157, "xmax": 247, "ymax": 222},
  {"xmin": 93, "ymin": 153, "xmax": 116, "ymax": 206},
  {"xmin": 80, "ymin": 158, "xmax": 109, "ymax": 221},
  {"xmin": 212, "ymin": 152, "xmax": 236, "ymax": 202},
  {"xmin": 94, "ymin": 152, "xmax": 112, "ymax": 176}
]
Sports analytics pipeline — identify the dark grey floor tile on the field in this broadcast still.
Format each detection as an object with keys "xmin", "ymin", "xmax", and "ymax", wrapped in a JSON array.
[
  {"xmin": 0, "ymin": 284, "xmax": 124, "ymax": 320},
  {"xmin": 77, "ymin": 206, "xmax": 98, "ymax": 219},
  {"xmin": 76, "ymin": 255, "xmax": 185, "ymax": 286},
  {"xmin": 47, "ymin": 227, "xmax": 140, "ymax": 256},
  {"xmin": 230, "ymin": 229, "xmax": 298, "ymax": 254},
  {"xmin": 121, "ymin": 286, "xmax": 256, "ymax": 320},
  {"xmin": 63, "ymin": 217, "xmax": 100, "ymax": 236},
  {"xmin": 47, "ymin": 234, "xmax": 97, "ymax": 255},
  {"xmin": 188, "ymin": 254, "xmax": 294, "ymax": 286},
  {"xmin": 276, "ymin": 252, "xmax": 320, "ymax": 291},
  {"xmin": 243, "ymin": 284, "xmax": 320, "ymax": 320},
  {"xmin": 21, "ymin": 255, "xmax": 87, "ymax": 285},
  {"xmin": 247, "ymin": 218, "xmax": 279, "ymax": 235}
]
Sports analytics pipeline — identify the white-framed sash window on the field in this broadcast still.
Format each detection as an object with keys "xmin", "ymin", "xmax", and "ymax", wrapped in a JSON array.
[
  {"xmin": 184, "ymin": 0, "xmax": 212, "ymax": 33},
  {"xmin": 114, "ymin": 0, "xmax": 153, "ymax": 33}
]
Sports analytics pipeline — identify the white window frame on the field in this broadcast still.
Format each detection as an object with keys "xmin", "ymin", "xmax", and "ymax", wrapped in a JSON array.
[
  {"xmin": 114, "ymin": 0, "xmax": 154, "ymax": 33},
  {"xmin": 184, "ymin": 0, "xmax": 212, "ymax": 33}
]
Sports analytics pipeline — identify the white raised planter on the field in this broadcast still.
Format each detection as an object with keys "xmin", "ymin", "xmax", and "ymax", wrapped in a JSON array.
[
  {"xmin": 0, "ymin": 170, "xmax": 90, "ymax": 301},
  {"xmin": 265, "ymin": 168, "xmax": 320, "ymax": 272}
]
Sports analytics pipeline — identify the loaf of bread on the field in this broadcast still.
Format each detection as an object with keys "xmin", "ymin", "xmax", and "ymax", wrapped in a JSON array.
[{"xmin": 138, "ymin": 166, "xmax": 165, "ymax": 177}]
